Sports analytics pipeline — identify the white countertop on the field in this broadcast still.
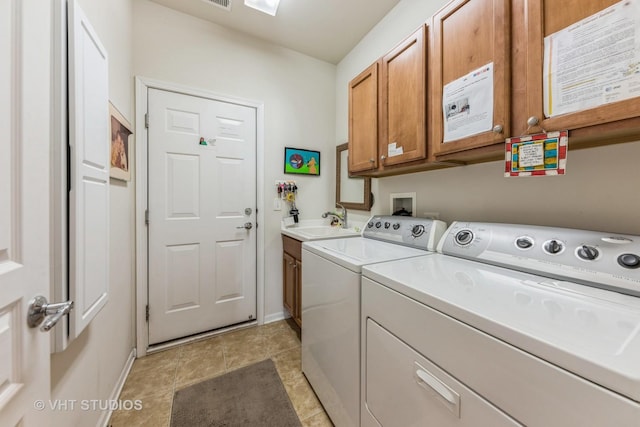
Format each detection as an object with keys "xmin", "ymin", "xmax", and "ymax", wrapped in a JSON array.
[{"xmin": 281, "ymin": 218, "xmax": 363, "ymax": 241}]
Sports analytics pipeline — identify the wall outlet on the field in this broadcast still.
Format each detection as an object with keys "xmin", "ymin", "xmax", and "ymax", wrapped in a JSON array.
[{"xmin": 273, "ymin": 197, "xmax": 282, "ymax": 211}]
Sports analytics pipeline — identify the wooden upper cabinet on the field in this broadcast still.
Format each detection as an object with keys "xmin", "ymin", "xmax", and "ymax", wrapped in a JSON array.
[
  {"xmin": 349, "ymin": 63, "xmax": 379, "ymax": 173},
  {"xmin": 379, "ymin": 25, "xmax": 428, "ymax": 168},
  {"xmin": 519, "ymin": 0, "xmax": 640, "ymax": 137},
  {"xmin": 431, "ymin": 0, "xmax": 511, "ymax": 157}
]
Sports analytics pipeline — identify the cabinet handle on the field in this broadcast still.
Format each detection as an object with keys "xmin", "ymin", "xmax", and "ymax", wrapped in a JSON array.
[
  {"xmin": 492, "ymin": 124, "xmax": 503, "ymax": 134},
  {"xmin": 527, "ymin": 116, "xmax": 539, "ymax": 127}
]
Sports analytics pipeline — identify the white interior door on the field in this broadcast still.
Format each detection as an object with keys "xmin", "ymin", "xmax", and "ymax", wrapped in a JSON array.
[
  {"xmin": 148, "ymin": 88, "xmax": 257, "ymax": 345},
  {"xmin": 67, "ymin": 0, "xmax": 109, "ymax": 341},
  {"xmin": 0, "ymin": 0, "xmax": 51, "ymax": 425}
]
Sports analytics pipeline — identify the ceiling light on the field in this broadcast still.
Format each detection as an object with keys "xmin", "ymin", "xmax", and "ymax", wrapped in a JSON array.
[{"xmin": 244, "ymin": 0, "xmax": 280, "ymax": 16}]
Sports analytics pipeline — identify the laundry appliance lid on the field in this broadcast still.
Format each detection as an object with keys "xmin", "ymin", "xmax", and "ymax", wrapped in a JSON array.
[{"xmin": 302, "ymin": 237, "xmax": 433, "ymax": 273}]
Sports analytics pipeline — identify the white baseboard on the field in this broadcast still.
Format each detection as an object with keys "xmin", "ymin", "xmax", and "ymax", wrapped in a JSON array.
[
  {"xmin": 100, "ymin": 348, "xmax": 136, "ymax": 427},
  {"xmin": 264, "ymin": 311, "xmax": 288, "ymax": 324}
]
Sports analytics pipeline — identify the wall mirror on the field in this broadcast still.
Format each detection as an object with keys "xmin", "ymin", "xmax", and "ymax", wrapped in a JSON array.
[{"xmin": 336, "ymin": 143, "xmax": 372, "ymax": 211}]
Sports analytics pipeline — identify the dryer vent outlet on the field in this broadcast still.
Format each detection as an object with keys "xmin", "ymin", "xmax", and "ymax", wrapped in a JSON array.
[{"xmin": 201, "ymin": 0, "xmax": 232, "ymax": 11}]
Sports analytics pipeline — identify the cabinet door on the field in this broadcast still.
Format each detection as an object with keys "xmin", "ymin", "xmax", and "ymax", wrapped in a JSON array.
[
  {"xmin": 349, "ymin": 62, "xmax": 379, "ymax": 173},
  {"xmin": 522, "ymin": 0, "xmax": 640, "ymax": 134},
  {"xmin": 431, "ymin": 0, "xmax": 511, "ymax": 156},
  {"xmin": 283, "ymin": 252, "xmax": 296, "ymax": 320},
  {"xmin": 380, "ymin": 25, "xmax": 428, "ymax": 168},
  {"xmin": 294, "ymin": 259, "xmax": 302, "ymax": 326}
]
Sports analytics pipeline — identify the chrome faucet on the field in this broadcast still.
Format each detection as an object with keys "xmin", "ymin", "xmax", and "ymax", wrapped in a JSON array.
[
  {"xmin": 322, "ymin": 204, "xmax": 348, "ymax": 229},
  {"xmin": 336, "ymin": 203, "xmax": 347, "ymax": 229}
]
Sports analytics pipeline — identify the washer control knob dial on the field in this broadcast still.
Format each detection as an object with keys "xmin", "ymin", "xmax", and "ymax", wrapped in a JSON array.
[
  {"xmin": 618, "ymin": 253, "xmax": 640, "ymax": 269},
  {"xmin": 411, "ymin": 224, "xmax": 425, "ymax": 238},
  {"xmin": 367, "ymin": 221, "xmax": 374, "ymax": 228},
  {"xmin": 577, "ymin": 245, "xmax": 599, "ymax": 261},
  {"xmin": 375, "ymin": 221, "xmax": 382, "ymax": 229},
  {"xmin": 544, "ymin": 239, "xmax": 564, "ymax": 254},
  {"xmin": 393, "ymin": 223, "xmax": 400, "ymax": 230},
  {"xmin": 516, "ymin": 237, "xmax": 533, "ymax": 249},
  {"xmin": 454, "ymin": 230, "xmax": 474, "ymax": 246},
  {"xmin": 384, "ymin": 222, "xmax": 391, "ymax": 229}
]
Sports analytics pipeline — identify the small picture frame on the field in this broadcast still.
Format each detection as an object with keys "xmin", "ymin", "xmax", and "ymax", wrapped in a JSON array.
[
  {"xmin": 109, "ymin": 102, "xmax": 133, "ymax": 181},
  {"xmin": 284, "ymin": 147, "xmax": 320, "ymax": 176}
]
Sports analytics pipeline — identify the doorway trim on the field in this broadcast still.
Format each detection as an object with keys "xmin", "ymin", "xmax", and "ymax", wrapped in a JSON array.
[{"xmin": 134, "ymin": 76, "xmax": 265, "ymax": 357}]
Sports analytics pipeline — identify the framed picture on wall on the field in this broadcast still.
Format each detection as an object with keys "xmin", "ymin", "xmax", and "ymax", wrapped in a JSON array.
[
  {"xmin": 109, "ymin": 102, "xmax": 133, "ymax": 181},
  {"xmin": 284, "ymin": 147, "xmax": 320, "ymax": 176}
]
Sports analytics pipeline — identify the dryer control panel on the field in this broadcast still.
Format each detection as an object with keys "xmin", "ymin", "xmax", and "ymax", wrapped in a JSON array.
[
  {"xmin": 363, "ymin": 216, "xmax": 447, "ymax": 252},
  {"xmin": 438, "ymin": 222, "xmax": 640, "ymax": 297}
]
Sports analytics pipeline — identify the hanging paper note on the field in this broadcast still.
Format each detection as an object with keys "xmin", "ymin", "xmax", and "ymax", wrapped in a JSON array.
[
  {"xmin": 442, "ymin": 62, "xmax": 494, "ymax": 142},
  {"xmin": 543, "ymin": 0, "xmax": 640, "ymax": 117},
  {"xmin": 505, "ymin": 131, "xmax": 568, "ymax": 177}
]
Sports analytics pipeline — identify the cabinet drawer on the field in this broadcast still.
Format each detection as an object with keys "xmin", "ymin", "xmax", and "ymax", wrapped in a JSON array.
[
  {"xmin": 363, "ymin": 318, "xmax": 520, "ymax": 427},
  {"xmin": 282, "ymin": 234, "xmax": 301, "ymax": 259}
]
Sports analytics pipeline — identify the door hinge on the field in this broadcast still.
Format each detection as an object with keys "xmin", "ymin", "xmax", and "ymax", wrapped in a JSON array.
[
  {"xmin": 144, "ymin": 113, "xmax": 149, "ymax": 129},
  {"xmin": 145, "ymin": 209, "xmax": 149, "ymax": 225},
  {"xmin": 145, "ymin": 305, "xmax": 149, "ymax": 322}
]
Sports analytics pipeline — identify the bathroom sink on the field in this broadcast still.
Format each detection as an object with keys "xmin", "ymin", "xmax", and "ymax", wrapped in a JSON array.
[{"xmin": 281, "ymin": 224, "xmax": 361, "ymax": 241}]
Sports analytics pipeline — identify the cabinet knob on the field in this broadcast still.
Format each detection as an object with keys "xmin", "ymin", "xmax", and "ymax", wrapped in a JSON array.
[
  {"xmin": 492, "ymin": 125, "xmax": 503, "ymax": 134},
  {"xmin": 369, "ymin": 158, "xmax": 375, "ymax": 163},
  {"xmin": 527, "ymin": 116, "xmax": 539, "ymax": 127},
  {"xmin": 380, "ymin": 155, "xmax": 387, "ymax": 161}
]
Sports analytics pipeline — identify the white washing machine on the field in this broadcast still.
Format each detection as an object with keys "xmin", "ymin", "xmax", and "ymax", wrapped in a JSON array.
[
  {"xmin": 301, "ymin": 216, "xmax": 447, "ymax": 427},
  {"xmin": 361, "ymin": 222, "xmax": 640, "ymax": 426}
]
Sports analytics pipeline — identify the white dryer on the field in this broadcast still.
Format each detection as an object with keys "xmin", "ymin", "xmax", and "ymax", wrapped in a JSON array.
[
  {"xmin": 301, "ymin": 216, "xmax": 447, "ymax": 427},
  {"xmin": 361, "ymin": 222, "xmax": 640, "ymax": 426}
]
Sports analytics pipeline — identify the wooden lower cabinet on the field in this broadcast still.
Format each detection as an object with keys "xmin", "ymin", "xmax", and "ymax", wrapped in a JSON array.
[{"xmin": 282, "ymin": 235, "xmax": 302, "ymax": 327}]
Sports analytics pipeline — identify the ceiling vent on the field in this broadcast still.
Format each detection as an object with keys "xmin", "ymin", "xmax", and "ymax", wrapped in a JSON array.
[{"xmin": 201, "ymin": 0, "xmax": 232, "ymax": 11}]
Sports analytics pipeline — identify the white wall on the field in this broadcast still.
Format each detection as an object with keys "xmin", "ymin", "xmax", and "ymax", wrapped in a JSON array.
[
  {"xmin": 50, "ymin": 0, "xmax": 136, "ymax": 425},
  {"xmin": 132, "ymin": 0, "xmax": 337, "ymax": 320},
  {"xmin": 337, "ymin": 0, "xmax": 640, "ymax": 235}
]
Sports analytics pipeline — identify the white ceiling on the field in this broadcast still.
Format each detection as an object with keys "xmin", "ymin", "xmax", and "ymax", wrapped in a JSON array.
[{"xmin": 149, "ymin": 0, "xmax": 401, "ymax": 64}]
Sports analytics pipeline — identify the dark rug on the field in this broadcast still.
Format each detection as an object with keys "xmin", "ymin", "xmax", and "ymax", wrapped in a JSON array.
[{"xmin": 170, "ymin": 358, "xmax": 301, "ymax": 427}]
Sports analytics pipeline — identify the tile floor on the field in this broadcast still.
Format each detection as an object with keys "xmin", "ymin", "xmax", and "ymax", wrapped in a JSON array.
[{"xmin": 109, "ymin": 319, "xmax": 333, "ymax": 426}]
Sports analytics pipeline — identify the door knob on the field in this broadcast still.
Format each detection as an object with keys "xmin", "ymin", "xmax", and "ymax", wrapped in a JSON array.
[
  {"xmin": 236, "ymin": 222, "xmax": 253, "ymax": 230},
  {"xmin": 27, "ymin": 295, "xmax": 74, "ymax": 332}
]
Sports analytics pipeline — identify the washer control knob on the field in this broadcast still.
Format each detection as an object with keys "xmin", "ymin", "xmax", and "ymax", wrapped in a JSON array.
[
  {"xmin": 544, "ymin": 239, "xmax": 564, "ymax": 254},
  {"xmin": 411, "ymin": 224, "xmax": 425, "ymax": 238},
  {"xmin": 454, "ymin": 230, "xmax": 474, "ymax": 246},
  {"xmin": 577, "ymin": 245, "xmax": 599, "ymax": 261},
  {"xmin": 393, "ymin": 223, "xmax": 400, "ymax": 230},
  {"xmin": 618, "ymin": 253, "xmax": 640, "ymax": 269},
  {"xmin": 367, "ymin": 221, "xmax": 374, "ymax": 228},
  {"xmin": 516, "ymin": 237, "xmax": 533, "ymax": 249},
  {"xmin": 375, "ymin": 221, "xmax": 382, "ymax": 228},
  {"xmin": 384, "ymin": 222, "xmax": 391, "ymax": 229}
]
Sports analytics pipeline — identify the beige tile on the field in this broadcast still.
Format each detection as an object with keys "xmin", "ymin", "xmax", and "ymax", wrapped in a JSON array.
[
  {"xmin": 131, "ymin": 347, "xmax": 181, "ymax": 375},
  {"xmin": 220, "ymin": 324, "xmax": 262, "ymax": 344},
  {"xmin": 179, "ymin": 336, "xmax": 223, "ymax": 360},
  {"xmin": 175, "ymin": 346, "xmax": 226, "ymax": 389},
  {"xmin": 221, "ymin": 328, "xmax": 269, "ymax": 370},
  {"xmin": 283, "ymin": 373, "xmax": 324, "ymax": 421},
  {"xmin": 109, "ymin": 391, "xmax": 173, "ymax": 427},
  {"xmin": 261, "ymin": 319, "xmax": 292, "ymax": 335},
  {"xmin": 119, "ymin": 364, "xmax": 176, "ymax": 401},
  {"xmin": 115, "ymin": 321, "xmax": 330, "ymax": 424},
  {"xmin": 302, "ymin": 410, "xmax": 334, "ymax": 427},
  {"xmin": 272, "ymin": 347, "xmax": 301, "ymax": 384}
]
